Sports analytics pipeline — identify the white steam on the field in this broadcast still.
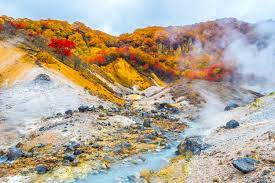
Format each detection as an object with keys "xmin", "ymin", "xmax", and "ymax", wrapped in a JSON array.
[{"xmin": 223, "ymin": 20, "xmax": 275, "ymax": 93}]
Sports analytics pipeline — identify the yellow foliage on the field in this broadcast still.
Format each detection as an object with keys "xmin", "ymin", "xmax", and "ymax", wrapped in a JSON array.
[
  {"xmin": 102, "ymin": 58, "xmax": 153, "ymax": 90},
  {"xmin": 35, "ymin": 51, "xmax": 56, "ymax": 64}
]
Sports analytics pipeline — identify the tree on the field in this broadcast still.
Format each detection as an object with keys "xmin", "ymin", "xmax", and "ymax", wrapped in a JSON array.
[{"xmin": 48, "ymin": 38, "xmax": 75, "ymax": 60}]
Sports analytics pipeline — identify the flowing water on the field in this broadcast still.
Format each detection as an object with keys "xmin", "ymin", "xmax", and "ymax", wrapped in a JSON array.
[{"xmin": 76, "ymin": 125, "xmax": 200, "ymax": 183}]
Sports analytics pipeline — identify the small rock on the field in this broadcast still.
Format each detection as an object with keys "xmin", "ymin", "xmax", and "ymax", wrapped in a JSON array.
[
  {"xmin": 103, "ymin": 156, "xmax": 116, "ymax": 163},
  {"xmin": 78, "ymin": 105, "xmax": 89, "ymax": 112},
  {"xmin": 65, "ymin": 141, "xmax": 81, "ymax": 151},
  {"xmin": 36, "ymin": 143, "xmax": 45, "ymax": 148},
  {"xmin": 143, "ymin": 120, "xmax": 152, "ymax": 128},
  {"xmin": 121, "ymin": 142, "xmax": 132, "ymax": 149},
  {"xmin": 73, "ymin": 149, "xmax": 84, "ymax": 156},
  {"xmin": 64, "ymin": 154, "xmax": 76, "ymax": 162},
  {"xmin": 35, "ymin": 165, "xmax": 49, "ymax": 174},
  {"xmin": 65, "ymin": 110, "xmax": 73, "ymax": 116},
  {"xmin": 232, "ymin": 157, "xmax": 259, "ymax": 173},
  {"xmin": 143, "ymin": 134, "xmax": 156, "ymax": 140},
  {"xmin": 7, "ymin": 147, "xmax": 23, "ymax": 161},
  {"xmin": 176, "ymin": 136, "xmax": 210, "ymax": 155},
  {"xmin": 224, "ymin": 102, "xmax": 239, "ymax": 111},
  {"xmin": 225, "ymin": 120, "xmax": 240, "ymax": 129}
]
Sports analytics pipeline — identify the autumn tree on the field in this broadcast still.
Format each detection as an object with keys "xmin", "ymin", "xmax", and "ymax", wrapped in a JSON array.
[{"xmin": 48, "ymin": 38, "xmax": 75, "ymax": 60}]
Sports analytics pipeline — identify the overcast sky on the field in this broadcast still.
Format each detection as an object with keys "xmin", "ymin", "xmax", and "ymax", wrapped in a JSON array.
[{"xmin": 0, "ymin": 0, "xmax": 274, "ymax": 35}]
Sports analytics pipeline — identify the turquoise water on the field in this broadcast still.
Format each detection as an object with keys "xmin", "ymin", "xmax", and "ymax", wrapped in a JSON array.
[{"xmin": 75, "ymin": 123, "xmax": 201, "ymax": 183}]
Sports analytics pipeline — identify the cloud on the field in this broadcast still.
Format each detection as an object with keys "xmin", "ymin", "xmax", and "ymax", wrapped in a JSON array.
[{"xmin": 0, "ymin": 0, "xmax": 275, "ymax": 35}]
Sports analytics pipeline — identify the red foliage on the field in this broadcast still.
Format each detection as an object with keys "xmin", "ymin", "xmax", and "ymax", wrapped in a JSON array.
[
  {"xmin": 86, "ymin": 55, "xmax": 107, "ymax": 65},
  {"xmin": 48, "ymin": 38, "xmax": 75, "ymax": 57},
  {"xmin": 130, "ymin": 53, "xmax": 136, "ymax": 61},
  {"xmin": 143, "ymin": 63, "xmax": 149, "ymax": 70},
  {"xmin": 184, "ymin": 63, "xmax": 230, "ymax": 81},
  {"xmin": 0, "ymin": 24, "xmax": 3, "ymax": 31}
]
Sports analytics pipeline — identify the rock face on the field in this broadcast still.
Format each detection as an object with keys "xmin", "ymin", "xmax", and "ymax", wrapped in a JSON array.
[
  {"xmin": 7, "ymin": 147, "xmax": 23, "ymax": 161},
  {"xmin": 33, "ymin": 74, "xmax": 51, "ymax": 83},
  {"xmin": 225, "ymin": 120, "xmax": 240, "ymax": 129},
  {"xmin": 176, "ymin": 136, "xmax": 210, "ymax": 155},
  {"xmin": 232, "ymin": 157, "xmax": 259, "ymax": 173},
  {"xmin": 224, "ymin": 102, "xmax": 239, "ymax": 111}
]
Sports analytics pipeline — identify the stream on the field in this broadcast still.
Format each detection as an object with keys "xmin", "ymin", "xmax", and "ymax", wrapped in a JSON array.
[{"xmin": 76, "ymin": 117, "xmax": 223, "ymax": 183}]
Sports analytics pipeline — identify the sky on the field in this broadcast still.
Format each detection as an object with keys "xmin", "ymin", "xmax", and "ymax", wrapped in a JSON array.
[{"xmin": 0, "ymin": 0, "xmax": 274, "ymax": 35}]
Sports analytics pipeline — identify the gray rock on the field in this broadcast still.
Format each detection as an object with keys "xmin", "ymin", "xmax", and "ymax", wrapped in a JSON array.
[
  {"xmin": 78, "ymin": 105, "xmax": 89, "ymax": 112},
  {"xmin": 176, "ymin": 136, "xmax": 210, "ymax": 155},
  {"xmin": 232, "ymin": 157, "xmax": 259, "ymax": 173},
  {"xmin": 65, "ymin": 141, "xmax": 80, "ymax": 151},
  {"xmin": 35, "ymin": 165, "xmax": 49, "ymax": 174},
  {"xmin": 73, "ymin": 149, "xmax": 84, "ymax": 156},
  {"xmin": 7, "ymin": 147, "xmax": 23, "ymax": 161},
  {"xmin": 65, "ymin": 110, "xmax": 73, "ymax": 115},
  {"xmin": 33, "ymin": 74, "xmax": 51, "ymax": 83},
  {"xmin": 64, "ymin": 154, "xmax": 76, "ymax": 162},
  {"xmin": 143, "ymin": 120, "xmax": 152, "ymax": 128},
  {"xmin": 225, "ymin": 120, "xmax": 240, "ymax": 129}
]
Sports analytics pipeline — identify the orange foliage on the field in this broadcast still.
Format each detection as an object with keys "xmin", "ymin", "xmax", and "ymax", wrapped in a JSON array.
[{"xmin": 0, "ymin": 16, "xmax": 252, "ymax": 81}]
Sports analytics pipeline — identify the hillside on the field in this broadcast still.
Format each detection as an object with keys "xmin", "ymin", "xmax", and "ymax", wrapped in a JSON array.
[{"xmin": 0, "ymin": 16, "xmax": 262, "ymax": 85}]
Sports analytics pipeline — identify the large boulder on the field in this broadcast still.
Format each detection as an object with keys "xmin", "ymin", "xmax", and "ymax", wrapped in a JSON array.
[
  {"xmin": 7, "ymin": 147, "xmax": 23, "ymax": 161},
  {"xmin": 176, "ymin": 136, "xmax": 210, "ymax": 155},
  {"xmin": 232, "ymin": 157, "xmax": 259, "ymax": 173}
]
